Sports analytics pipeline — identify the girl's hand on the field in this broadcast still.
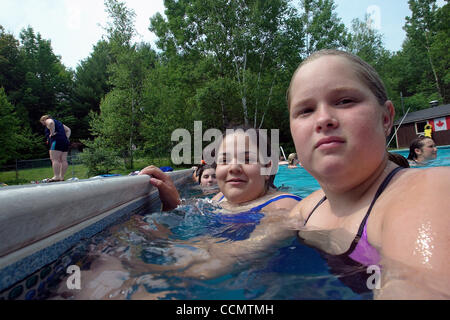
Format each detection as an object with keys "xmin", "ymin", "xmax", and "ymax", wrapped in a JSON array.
[{"xmin": 139, "ymin": 165, "xmax": 181, "ymax": 211}]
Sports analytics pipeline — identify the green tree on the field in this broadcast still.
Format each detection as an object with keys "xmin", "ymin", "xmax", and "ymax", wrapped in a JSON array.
[
  {"xmin": 79, "ymin": 131, "xmax": 120, "ymax": 176},
  {"xmin": 86, "ymin": 0, "xmax": 157, "ymax": 169},
  {"xmin": 0, "ymin": 88, "xmax": 42, "ymax": 163},
  {"xmin": 404, "ymin": 0, "xmax": 443, "ymax": 102},
  {"xmin": 140, "ymin": 55, "xmax": 201, "ymax": 160},
  {"xmin": 0, "ymin": 26, "xmax": 24, "ymax": 104},
  {"xmin": 150, "ymin": 0, "xmax": 303, "ymax": 129},
  {"xmin": 429, "ymin": 2, "xmax": 450, "ymax": 103},
  {"xmin": 72, "ymin": 40, "xmax": 113, "ymax": 141},
  {"xmin": 347, "ymin": 15, "xmax": 387, "ymax": 67},
  {"xmin": 299, "ymin": 0, "xmax": 348, "ymax": 57},
  {"xmin": 0, "ymin": 88, "xmax": 21, "ymax": 164},
  {"xmin": 16, "ymin": 27, "xmax": 74, "ymax": 136}
]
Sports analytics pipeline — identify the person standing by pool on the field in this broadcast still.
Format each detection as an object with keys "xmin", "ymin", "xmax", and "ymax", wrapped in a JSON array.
[
  {"xmin": 40, "ymin": 115, "xmax": 71, "ymax": 182},
  {"xmin": 286, "ymin": 49, "xmax": 450, "ymax": 299},
  {"xmin": 407, "ymin": 135, "xmax": 438, "ymax": 166}
]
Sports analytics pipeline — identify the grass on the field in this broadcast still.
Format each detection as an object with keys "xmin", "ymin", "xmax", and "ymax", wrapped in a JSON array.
[
  {"xmin": 0, "ymin": 164, "xmax": 89, "ymax": 185},
  {"xmin": 0, "ymin": 157, "xmax": 189, "ymax": 186}
]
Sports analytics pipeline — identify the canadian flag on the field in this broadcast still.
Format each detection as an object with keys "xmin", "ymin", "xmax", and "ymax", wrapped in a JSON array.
[{"xmin": 433, "ymin": 117, "xmax": 450, "ymax": 131}]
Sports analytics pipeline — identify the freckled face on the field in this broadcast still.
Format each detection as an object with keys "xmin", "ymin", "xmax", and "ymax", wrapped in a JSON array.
[
  {"xmin": 289, "ymin": 56, "xmax": 392, "ymax": 183},
  {"xmin": 215, "ymin": 133, "xmax": 269, "ymax": 204}
]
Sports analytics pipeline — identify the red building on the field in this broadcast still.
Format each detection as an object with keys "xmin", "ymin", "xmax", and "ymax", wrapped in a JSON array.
[{"xmin": 393, "ymin": 104, "xmax": 450, "ymax": 149}]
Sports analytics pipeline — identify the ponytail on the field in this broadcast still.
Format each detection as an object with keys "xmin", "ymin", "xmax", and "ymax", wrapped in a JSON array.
[{"xmin": 388, "ymin": 152, "xmax": 410, "ymax": 168}]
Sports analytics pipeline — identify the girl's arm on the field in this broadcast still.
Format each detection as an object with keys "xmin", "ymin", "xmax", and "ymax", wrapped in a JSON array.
[
  {"xmin": 377, "ymin": 167, "xmax": 450, "ymax": 299},
  {"xmin": 211, "ymin": 192, "xmax": 223, "ymax": 201},
  {"xmin": 180, "ymin": 211, "xmax": 298, "ymax": 279},
  {"xmin": 45, "ymin": 119, "xmax": 55, "ymax": 136},
  {"xmin": 63, "ymin": 124, "xmax": 71, "ymax": 139}
]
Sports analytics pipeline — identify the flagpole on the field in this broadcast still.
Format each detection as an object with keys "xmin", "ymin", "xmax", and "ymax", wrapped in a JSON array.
[
  {"xmin": 388, "ymin": 108, "xmax": 410, "ymax": 148},
  {"xmin": 280, "ymin": 146, "xmax": 287, "ymax": 161}
]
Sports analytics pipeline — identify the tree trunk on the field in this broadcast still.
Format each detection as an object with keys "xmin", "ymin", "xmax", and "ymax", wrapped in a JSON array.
[
  {"xmin": 425, "ymin": 32, "xmax": 443, "ymax": 101},
  {"xmin": 128, "ymin": 94, "xmax": 135, "ymax": 169}
]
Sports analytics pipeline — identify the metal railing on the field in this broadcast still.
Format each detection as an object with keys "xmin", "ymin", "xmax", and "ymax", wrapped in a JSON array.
[{"xmin": 0, "ymin": 154, "xmax": 83, "ymax": 184}]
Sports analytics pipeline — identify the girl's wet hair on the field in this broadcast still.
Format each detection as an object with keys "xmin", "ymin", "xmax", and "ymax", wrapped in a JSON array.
[
  {"xmin": 286, "ymin": 49, "xmax": 388, "ymax": 109},
  {"xmin": 40, "ymin": 115, "xmax": 51, "ymax": 122},
  {"xmin": 288, "ymin": 153, "xmax": 297, "ymax": 165},
  {"xmin": 388, "ymin": 152, "xmax": 410, "ymax": 168},
  {"xmin": 407, "ymin": 136, "xmax": 433, "ymax": 161},
  {"xmin": 197, "ymin": 164, "xmax": 216, "ymax": 185}
]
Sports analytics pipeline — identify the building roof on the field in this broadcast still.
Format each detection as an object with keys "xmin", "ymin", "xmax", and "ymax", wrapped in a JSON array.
[{"xmin": 394, "ymin": 104, "xmax": 450, "ymax": 125}]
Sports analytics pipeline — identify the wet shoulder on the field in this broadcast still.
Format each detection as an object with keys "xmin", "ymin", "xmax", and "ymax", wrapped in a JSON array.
[
  {"xmin": 386, "ymin": 166, "xmax": 450, "ymax": 196},
  {"xmin": 211, "ymin": 192, "xmax": 224, "ymax": 202},
  {"xmin": 261, "ymin": 191, "xmax": 303, "ymax": 212},
  {"xmin": 377, "ymin": 167, "xmax": 450, "ymax": 223},
  {"xmin": 287, "ymin": 189, "xmax": 325, "ymax": 222},
  {"xmin": 377, "ymin": 167, "xmax": 450, "ymax": 277}
]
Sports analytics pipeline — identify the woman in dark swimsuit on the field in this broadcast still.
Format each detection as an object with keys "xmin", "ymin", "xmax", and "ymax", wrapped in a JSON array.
[{"xmin": 40, "ymin": 115, "xmax": 71, "ymax": 182}]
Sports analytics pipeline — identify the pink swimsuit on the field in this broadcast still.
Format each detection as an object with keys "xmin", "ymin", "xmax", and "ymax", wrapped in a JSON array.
[{"xmin": 298, "ymin": 167, "xmax": 403, "ymax": 294}]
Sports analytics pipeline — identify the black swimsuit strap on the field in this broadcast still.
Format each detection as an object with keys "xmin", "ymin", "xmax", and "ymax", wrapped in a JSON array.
[
  {"xmin": 355, "ymin": 166, "xmax": 404, "ymax": 237},
  {"xmin": 303, "ymin": 195, "xmax": 327, "ymax": 226},
  {"xmin": 303, "ymin": 166, "xmax": 404, "ymax": 229}
]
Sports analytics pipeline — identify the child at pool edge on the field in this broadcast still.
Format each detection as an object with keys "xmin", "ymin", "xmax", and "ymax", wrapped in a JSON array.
[{"xmin": 286, "ymin": 49, "xmax": 449, "ymax": 299}]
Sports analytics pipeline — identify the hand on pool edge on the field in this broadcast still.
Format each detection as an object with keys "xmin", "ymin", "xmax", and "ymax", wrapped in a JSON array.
[{"xmin": 139, "ymin": 165, "xmax": 181, "ymax": 211}]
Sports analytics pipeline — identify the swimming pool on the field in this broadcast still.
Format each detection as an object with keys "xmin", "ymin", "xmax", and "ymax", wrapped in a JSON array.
[
  {"xmin": 4, "ymin": 146, "xmax": 449, "ymax": 300},
  {"xmin": 391, "ymin": 145, "xmax": 450, "ymax": 167},
  {"xmin": 275, "ymin": 145, "xmax": 450, "ymax": 196},
  {"xmin": 36, "ymin": 184, "xmax": 365, "ymax": 300},
  {"xmin": 36, "ymin": 173, "xmax": 366, "ymax": 300}
]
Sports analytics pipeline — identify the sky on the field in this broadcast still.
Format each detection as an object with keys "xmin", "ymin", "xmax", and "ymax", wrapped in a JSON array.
[{"xmin": 0, "ymin": 0, "xmax": 446, "ymax": 70}]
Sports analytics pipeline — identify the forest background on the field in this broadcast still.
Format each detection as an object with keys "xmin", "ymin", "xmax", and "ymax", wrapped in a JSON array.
[{"xmin": 0, "ymin": 0, "xmax": 448, "ymax": 173}]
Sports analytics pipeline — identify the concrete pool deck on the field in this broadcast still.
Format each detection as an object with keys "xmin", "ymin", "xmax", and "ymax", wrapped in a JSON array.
[{"xmin": 0, "ymin": 169, "xmax": 193, "ymax": 292}]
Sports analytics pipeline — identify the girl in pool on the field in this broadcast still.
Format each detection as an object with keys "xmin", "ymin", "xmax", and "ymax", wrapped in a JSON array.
[
  {"xmin": 407, "ymin": 135, "xmax": 438, "ymax": 166},
  {"xmin": 197, "ymin": 164, "xmax": 217, "ymax": 187},
  {"xmin": 53, "ymin": 129, "xmax": 302, "ymax": 299},
  {"xmin": 140, "ymin": 128, "xmax": 301, "ymax": 213},
  {"xmin": 286, "ymin": 49, "xmax": 449, "ymax": 299},
  {"xmin": 287, "ymin": 153, "xmax": 300, "ymax": 168},
  {"xmin": 134, "ymin": 129, "xmax": 303, "ymax": 276}
]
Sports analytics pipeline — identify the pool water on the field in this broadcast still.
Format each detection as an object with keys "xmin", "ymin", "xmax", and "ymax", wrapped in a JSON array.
[
  {"xmin": 39, "ymin": 192, "xmax": 362, "ymax": 300},
  {"xmin": 275, "ymin": 146, "xmax": 450, "ymax": 195},
  {"xmin": 38, "ymin": 146, "xmax": 450, "ymax": 300},
  {"xmin": 392, "ymin": 145, "xmax": 450, "ymax": 167}
]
